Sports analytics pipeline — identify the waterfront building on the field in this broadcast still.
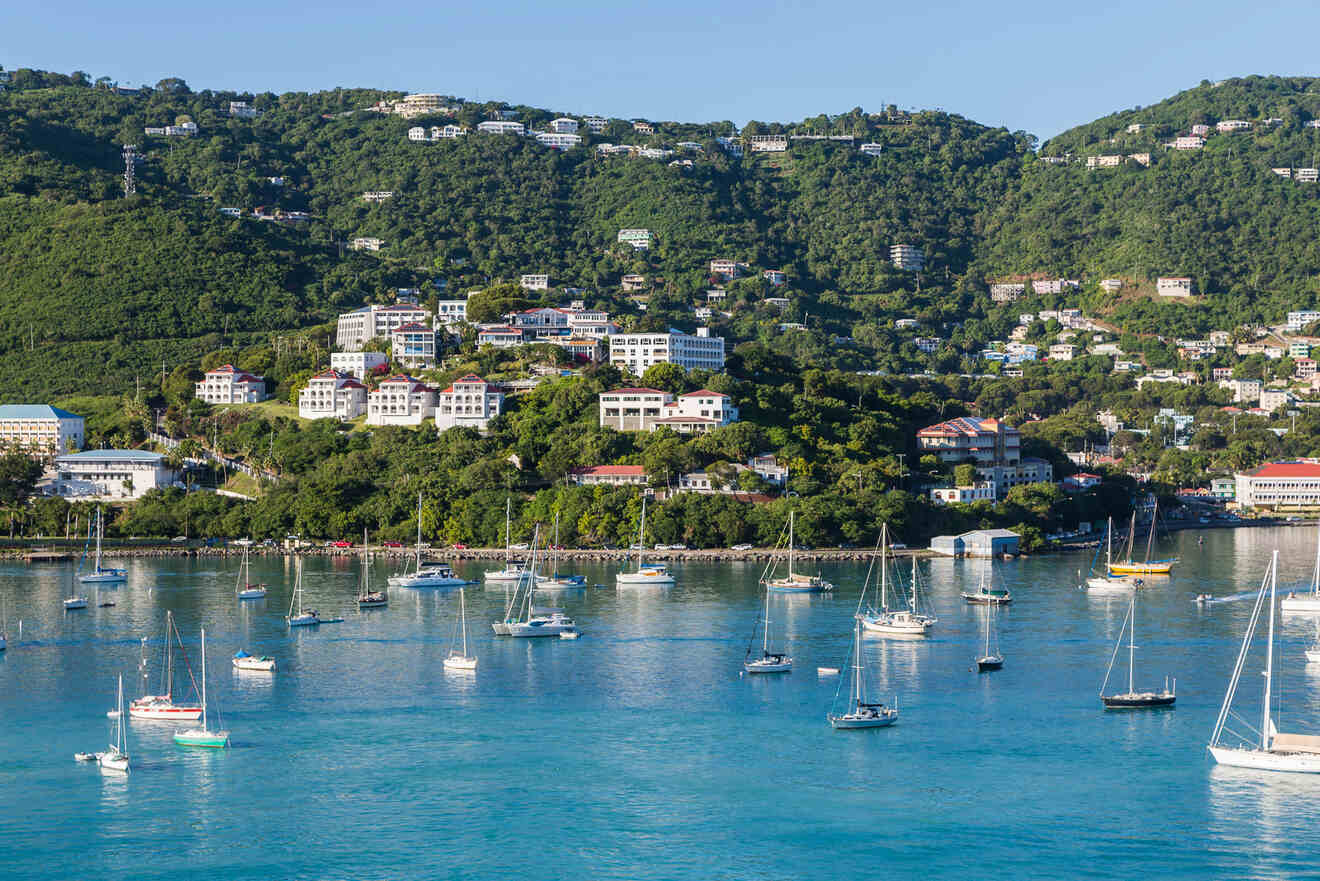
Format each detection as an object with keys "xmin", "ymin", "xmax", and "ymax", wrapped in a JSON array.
[
  {"xmin": 49, "ymin": 450, "xmax": 177, "ymax": 500},
  {"xmin": 1235, "ymin": 462, "xmax": 1320, "ymax": 510}
]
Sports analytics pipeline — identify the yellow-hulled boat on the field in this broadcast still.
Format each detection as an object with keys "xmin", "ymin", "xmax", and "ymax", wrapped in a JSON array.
[{"xmin": 1108, "ymin": 559, "xmax": 1176, "ymax": 576}]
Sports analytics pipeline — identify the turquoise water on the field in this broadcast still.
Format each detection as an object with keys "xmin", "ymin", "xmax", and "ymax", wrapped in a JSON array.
[{"xmin": 4, "ymin": 528, "xmax": 1320, "ymax": 879}]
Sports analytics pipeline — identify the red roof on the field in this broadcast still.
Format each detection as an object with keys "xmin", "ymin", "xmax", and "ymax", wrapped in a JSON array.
[
  {"xmin": 917, "ymin": 416, "xmax": 1015, "ymax": 437},
  {"xmin": 570, "ymin": 465, "xmax": 646, "ymax": 476},
  {"xmin": 680, "ymin": 389, "xmax": 729, "ymax": 398},
  {"xmin": 1070, "ymin": 473, "xmax": 1101, "ymax": 480},
  {"xmin": 392, "ymin": 322, "xmax": 432, "ymax": 333},
  {"xmin": 1248, "ymin": 462, "xmax": 1320, "ymax": 478},
  {"xmin": 207, "ymin": 364, "xmax": 262, "ymax": 383},
  {"xmin": 442, "ymin": 374, "xmax": 500, "ymax": 394},
  {"xmin": 603, "ymin": 387, "xmax": 668, "ymax": 395}
]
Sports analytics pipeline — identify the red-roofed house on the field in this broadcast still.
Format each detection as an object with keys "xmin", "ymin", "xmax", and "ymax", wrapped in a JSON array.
[
  {"xmin": 477, "ymin": 325, "xmax": 526, "ymax": 348},
  {"xmin": 195, "ymin": 365, "xmax": 268, "ymax": 404},
  {"xmin": 598, "ymin": 388, "xmax": 738, "ymax": 433},
  {"xmin": 917, "ymin": 416, "xmax": 1051, "ymax": 497},
  {"xmin": 436, "ymin": 374, "xmax": 504, "ymax": 431},
  {"xmin": 1236, "ymin": 461, "xmax": 1320, "ymax": 509},
  {"xmin": 298, "ymin": 370, "xmax": 367, "ymax": 420},
  {"xmin": 1062, "ymin": 473, "xmax": 1102, "ymax": 492},
  {"xmin": 568, "ymin": 465, "xmax": 647, "ymax": 486},
  {"xmin": 366, "ymin": 375, "xmax": 436, "ymax": 426}
]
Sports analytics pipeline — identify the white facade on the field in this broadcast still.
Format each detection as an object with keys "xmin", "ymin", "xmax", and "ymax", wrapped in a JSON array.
[
  {"xmin": 336, "ymin": 303, "xmax": 431, "ymax": 351},
  {"xmin": 391, "ymin": 322, "xmax": 439, "ymax": 369},
  {"xmin": 195, "ymin": 365, "xmax": 267, "ymax": 404},
  {"xmin": 436, "ymin": 298, "xmax": 469, "ymax": 324},
  {"xmin": 608, "ymin": 331, "xmax": 726, "ymax": 374},
  {"xmin": 228, "ymin": 101, "xmax": 258, "ymax": 118},
  {"xmin": 710, "ymin": 259, "xmax": 747, "ymax": 279},
  {"xmin": 930, "ymin": 483, "xmax": 996, "ymax": 505},
  {"xmin": 859, "ymin": 143, "xmax": 884, "ymax": 156},
  {"xmin": 748, "ymin": 134, "xmax": 788, "ymax": 152},
  {"xmin": 1287, "ymin": 310, "xmax": 1320, "ymax": 332},
  {"xmin": 1173, "ymin": 136, "xmax": 1205, "ymax": 150},
  {"xmin": 1218, "ymin": 378, "xmax": 1263, "ymax": 403},
  {"xmin": 1157, "ymin": 277, "xmax": 1194, "ymax": 298},
  {"xmin": 435, "ymin": 374, "xmax": 505, "ymax": 432},
  {"xmin": 598, "ymin": 388, "xmax": 738, "ymax": 433},
  {"xmin": 583, "ymin": 116, "xmax": 608, "ymax": 133},
  {"xmin": 534, "ymin": 131, "xmax": 582, "ymax": 149},
  {"xmin": 0, "ymin": 405, "xmax": 84, "ymax": 459},
  {"xmin": 298, "ymin": 370, "xmax": 367, "ymax": 420},
  {"xmin": 329, "ymin": 351, "xmax": 389, "ymax": 382},
  {"xmin": 351, "ymin": 237, "xmax": 384, "ymax": 252},
  {"xmin": 763, "ymin": 270, "xmax": 786, "ymax": 286},
  {"xmin": 51, "ymin": 450, "xmax": 176, "ymax": 500},
  {"xmin": 618, "ymin": 229, "xmax": 653, "ymax": 250},
  {"xmin": 366, "ymin": 376, "xmax": 436, "ymax": 426},
  {"xmin": 990, "ymin": 283, "xmax": 1026, "ymax": 302},
  {"xmin": 362, "ymin": 191, "xmax": 394, "ymax": 202},
  {"xmin": 520, "ymin": 274, "xmax": 549, "ymax": 290},
  {"xmin": 1259, "ymin": 389, "xmax": 1295, "ymax": 413},
  {"xmin": 1236, "ymin": 463, "xmax": 1320, "ymax": 509},
  {"xmin": 890, "ymin": 244, "xmax": 924, "ymax": 271},
  {"xmin": 477, "ymin": 120, "xmax": 525, "ymax": 135},
  {"xmin": 549, "ymin": 117, "xmax": 579, "ymax": 134},
  {"xmin": 1217, "ymin": 120, "xmax": 1251, "ymax": 132}
]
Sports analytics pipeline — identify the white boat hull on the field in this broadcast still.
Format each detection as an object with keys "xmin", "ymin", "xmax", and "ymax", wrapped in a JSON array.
[
  {"xmin": 80, "ymin": 572, "xmax": 126, "ymax": 584},
  {"xmin": 63, "ymin": 598, "xmax": 88, "ymax": 610},
  {"xmin": 744, "ymin": 659, "xmax": 792, "ymax": 674},
  {"xmin": 491, "ymin": 621, "xmax": 512, "ymax": 635},
  {"xmin": 484, "ymin": 570, "xmax": 529, "ymax": 583},
  {"xmin": 766, "ymin": 578, "xmax": 833, "ymax": 593},
  {"xmin": 97, "ymin": 750, "xmax": 129, "ymax": 773},
  {"xmin": 1209, "ymin": 746, "xmax": 1320, "ymax": 773},
  {"xmin": 397, "ymin": 576, "xmax": 467, "ymax": 589},
  {"xmin": 507, "ymin": 619, "xmax": 576, "ymax": 637},
  {"xmin": 443, "ymin": 655, "xmax": 478, "ymax": 670},
  {"xmin": 616, "ymin": 572, "xmax": 675, "ymax": 586},
  {"xmin": 1307, "ymin": 649, "xmax": 1320, "ymax": 664},
  {"xmin": 287, "ymin": 613, "xmax": 320, "ymax": 627},
  {"xmin": 236, "ymin": 588, "xmax": 267, "ymax": 599},
  {"xmin": 233, "ymin": 657, "xmax": 276, "ymax": 671},
  {"xmin": 129, "ymin": 698, "xmax": 202, "ymax": 722},
  {"xmin": 829, "ymin": 709, "xmax": 898, "ymax": 729},
  {"xmin": 1281, "ymin": 594, "xmax": 1320, "ymax": 614},
  {"xmin": 1086, "ymin": 576, "xmax": 1136, "ymax": 593},
  {"xmin": 859, "ymin": 612, "xmax": 933, "ymax": 636}
]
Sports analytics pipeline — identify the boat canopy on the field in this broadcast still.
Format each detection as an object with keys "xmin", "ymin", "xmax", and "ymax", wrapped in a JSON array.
[{"xmin": 1272, "ymin": 732, "xmax": 1320, "ymax": 754}]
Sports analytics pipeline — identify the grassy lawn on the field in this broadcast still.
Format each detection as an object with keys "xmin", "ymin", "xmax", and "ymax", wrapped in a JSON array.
[{"xmin": 222, "ymin": 471, "xmax": 264, "ymax": 498}]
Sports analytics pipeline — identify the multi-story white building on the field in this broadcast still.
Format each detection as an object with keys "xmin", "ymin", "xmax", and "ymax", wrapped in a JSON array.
[
  {"xmin": 362, "ymin": 191, "xmax": 394, "ymax": 202},
  {"xmin": 298, "ymin": 370, "xmax": 368, "ymax": 420},
  {"xmin": 914, "ymin": 337, "xmax": 942, "ymax": 353},
  {"xmin": 618, "ymin": 229, "xmax": 653, "ymax": 250},
  {"xmin": 930, "ymin": 483, "xmax": 996, "ymax": 505},
  {"xmin": 583, "ymin": 116, "xmax": 608, "ymax": 133},
  {"xmin": 435, "ymin": 374, "xmax": 505, "ymax": 432},
  {"xmin": 990, "ymin": 283, "xmax": 1026, "ymax": 302},
  {"xmin": 391, "ymin": 322, "xmax": 439, "ymax": 369},
  {"xmin": 228, "ymin": 101, "xmax": 258, "ymax": 118},
  {"xmin": 1173, "ymin": 136, "xmax": 1205, "ymax": 150},
  {"xmin": 1290, "ymin": 341, "xmax": 1311, "ymax": 359},
  {"xmin": 436, "ymin": 297, "xmax": 469, "ymax": 325},
  {"xmin": 859, "ymin": 143, "xmax": 884, "ymax": 156},
  {"xmin": 763, "ymin": 270, "xmax": 786, "ymax": 286},
  {"xmin": 330, "ymin": 351, "xmax": 389, "ymax": 381},
  {"xmin": 1217, "ymin": 120, "xmax": 1251, "ymax": 132},
  {"xmin": 598, "ymin": 388, "xmax": 738, "ymax": 433},
  {"xmin": 710, "ymin": 259, "xmax": 747, "ymax": 280},
  {"xmin": 549, "ymin": 117, "xmax": 579, "ymax": 134},
  {"xmin": 1297, "ymin": 168, "xmax": 1320, "ymax": 183},
  {"xmin": 1087, "ymin": 155, "xmax": 1123, "ymax": 168},
  {"xmin": 49, "ymin": 450, "xmax": 177, "ymax": 500},
  {"xmin": 1287, "ymin": 310, "xmax": 1320, "ymax": 332},
  {"xmin": 366, "ymin": 375, "xmax": 436, "ymax": 426},
  {"xmin": 351, "ymin": 237, "xmax": 384, "ymax": 252},
  {"xmin": 1032, "ymin": 279, "xmax": 1080, "ymax": 295},
  {"xmin": 534, "ymin": 132, "xmax": 581, "ymax": 150},
  {"xmin": 609, "ymin": 330, "xmax": 726, "ymax": 374},
  {"xmin": 917, "ymin": 417, "xmax": 1051, "ymax": 498},
  {"xmin": 1236, "ymin": 462, "xmax": 1320, "ymax": 509},
  {"xmin": 1049, "ymin": 344, "xmax": 1077, "ymax": 361},
  {"xmin": 568, "ymin": 465, "xmax": 647, "ymax": 486},
  {"xmin": 1218, "ymin": 378, "xmax": 1263, "ymax": 403},
  {"xmin": 477, "ymin": 326, "xmax": 526, "ymax": 348},
  {"xmin": 385, "ymin": 93, "xmax": 458, "ymax": 118},
  {"xmin": 632, "ymin": 121, "xmax": 654, "ymax": 135},
  {"xmin": 520, "ymin": 274, "xmax": 549, "ymax": 290},
  {"xmin": 621, "ymin": 274, "xmax": 647, "ymax": 291},
  {"xmin": 477, "ymin": 120, "xmax": 525, "ymax": 135},
  {"xmin": 195, "ymin": 365, "xmax": 268, "ymax": 404},
  {"xmin": 0, "ymin": 405, "xmax": 84, "ymax": 459},
  {"xmin": 1157, "ymin": 277, "xmax": 1194, "ymax": 298},
  {"xmin": 748, "ymin": 134, "xmax": 788, "ymax": 152},
  {"xmin": 890, "ymin": 244, "xmax": 924, "ymax": 271},
  {"xmin": 335, "ymin": 303, "xmax": 431, "ymax": 351}
]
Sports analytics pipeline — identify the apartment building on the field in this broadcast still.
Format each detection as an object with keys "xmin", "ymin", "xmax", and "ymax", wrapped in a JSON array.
[
  {"xmin": 583, "ymin": 116, "xmax": 608, "ymax": 133},
  {"xmin": 549, "ymin": 117, "xmax": 579, "ymax": 134},
  {"xmin": 50, "ymin": 449, "xmax": 176, "ymax": 500},
  {"xmin": 520, "ymin": 274, "xmax": 549, "ymax": 291},
  {"xmin": 917, "ymin": 416, "xmax": 1052, "ymax": 497},
  {"xmin": 1173, "ymin": 136, "xmax": 1205, "ymax": 150},
  {"xmin": 890, "ymin": 244, "xmax": 924, "ymax": 271},
  {"xmin": 1218, "ymin": 378, "xmax": 1263, "ymax": 403},
  {"xmin": 598, "ymin": 388, "xmax": 738, "ymax": 433},
  {"xmin": 194, "ymin": 365, "xmax": 267, "ymax": 404},
  {"xmin": 330, "ymin": 351, "xmax": 389, "ymax": 381},
  {"xmin": 534, "ymin": 132, "xmax": 581, "ymax": 150},
  {"xmin": 710, "ymin": 259, "xmax": 747, "ymax": 280},
  {"xmin": 366, "ymin": 375, "xmax": 436, "ymax": 426},
  {"xmin": 618, "ymin": 229, "xmax": 653, "ymax": 250},
  {"xmin": 362, "ymin": 191, "xmax": 394, "ymax": 202},
  {"xmin": 298, "ymin": 370, "xmax": 367, "ymax": 420},
  {"xmin": 748, "ymin": 134, "xmax": 788, "ymax": 152},
  {"xmin": 1157, "ymin": 277, "xmax": 1194, "ymax": 298},
  {"xmin": 1217, "ymin": 120, "xmax": 1251, "ymax": 132},
  {"xmin": 477, "ymin": 121, "xmax": 525, "ymax": 135},
  {"xmin": 1287, "ymin": 310, "xmax": 1320, "ymax": 332},
  {"xmin": 335, "ymin": 303, "xmax": 431, "ymax": 351},
  {"xmin": 1236, "ymin": 462, "xmax": 1320, "ymax": 509},
  {"xmin": 391, "ymin": 322, "xmax": 439, "ymax": 369},
  {"xmin": 609, "ymin": 330, "xmax": 726, "ymax": 374},
  {"xmin": 0, "ymin": 405, "xmax": 84, "ymax": 459},
  {"xmin": 228, "ymin": 101, "xmax": 258, "ymax": 118},
  {"xmin": 435, "ymin": 374, "xmax": 505, "ymax": 431},
  {"xmin": 1032, "ymin": 279, "xmax": 1080, "ymax": 295},
  {"xmin": 990, "ymin": 283, "xmax": 1025, "ymax": 303}
]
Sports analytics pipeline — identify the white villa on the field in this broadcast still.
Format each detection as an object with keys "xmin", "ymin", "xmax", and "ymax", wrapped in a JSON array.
[
  {"xmin": 598, "ymin": 388, "xmax": 738, "ymax": 433},
  {"xmin": 0, "ymin": 405, "xmax": 84, "ymax": 459},
  {"xmin": 390, "ymin": 322, "xmax": 438, "ymax": 369},
  {"xmin": 195, "ymin": 365, "xmax": 268, "ymax": 404},
  {"xmin": 435, "ymin": 374, "xmax": 505, "ymax": 432},
  {"xmin": 330, "ymin": 351, "xmax": 389, "ymax": 381},
  {"xmin": 298, "ymin": 370, "xmax": 367, "ymax": 420},
  {"xmin": 366, "ymin": 375, "xmax": 436, "ymax": 426}
]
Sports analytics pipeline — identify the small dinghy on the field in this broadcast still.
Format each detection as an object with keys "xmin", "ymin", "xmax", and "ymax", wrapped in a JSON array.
[{"xmin": 74, "ymin": 752, "xmax": 99, "ymax": 762}]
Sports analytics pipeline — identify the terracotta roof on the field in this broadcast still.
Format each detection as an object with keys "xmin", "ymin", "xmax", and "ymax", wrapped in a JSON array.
[
  {"xmin": 917, "ymin": 416, "xmax": 1016, "ymax": 437},
  {"xmin": 570, "ymin": 465, "xmax": 646, "ymax": 476},
  {"xmin": 392, "ymin": 322, "xmax": 432, "ymax": 333},
  {"xmin": 680, "ymin": 389, "xmax": 729, "ymax": 398},
  {"xmin": 206, "ymin": 364, "xmax": 263, "ymax": 383},
  {"xmin": 602, "ymin": 387, "xmax": 668, "ymax": 395},
  {"xmin": 1247, "ymin": 462, "xmax": 1320, "ymax": 478}
]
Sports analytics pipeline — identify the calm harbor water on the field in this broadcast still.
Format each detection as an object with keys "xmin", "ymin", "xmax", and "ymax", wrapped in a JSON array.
[{"xmin": 4, "ymin": 528, "xmax": 1320, "ymax": 879}]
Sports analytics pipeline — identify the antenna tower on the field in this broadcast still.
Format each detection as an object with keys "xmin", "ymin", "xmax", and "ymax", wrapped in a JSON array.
[{"xmin": 122, "ymin": 144, "xmax": 137, "ymax": 196}]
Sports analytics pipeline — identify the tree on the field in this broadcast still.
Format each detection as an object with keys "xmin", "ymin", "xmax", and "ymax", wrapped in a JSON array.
[
  {"xmin": 640, "ymin": 363, "xmax": 687, "ymax": 394},
  {"xmin": 954, "ymin": 463, "xmax": 977, "ymax": 486}
]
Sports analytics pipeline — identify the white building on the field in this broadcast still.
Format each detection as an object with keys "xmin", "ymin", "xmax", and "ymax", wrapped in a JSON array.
[
  {"xmin": 1173, "ymin": 136, "xmax": 1205, "ymax": 150},
  {"xmin": 748, "ymin": 134, "xmax": 788, "ymax": 152},
  {"xmin": 990, "ymin": 283, "xmax": 1026, "ymax": 303},
  {"xmin": 583, "ymin": 116, "xmax": 608, "ymax": 133},
  {"xmin": 329, "ymin": 351, "xmax": 389, "ymax": 382},
  {"xmin": 477, "ymin": 120, "xmax": 525, "ymax": 135},
  {"xmin": 632, "ymin": 121, "xmax": 654, "ymax": 135},
  {"xmin": 618, "ymin": 229, "xmax": 653, "ymax": 250},
  {"xmin": 1087, "ymin": 155, "xmax": 1123, "ymax": 168},
  {"xmin": 228, "ymin": 101, "xmax": 258, "ymax": 118},
  {"xmin": 568, "ymin": 465, "xmax": 647, "ymax": 486},
  {"xmin": 1217, "ymin": 120, "xmax": 1251, "ymax": 132},
  {"xmin": 362, "ymin": 191, "xmax": 394, "ymax": 202},
  {"xmin": 930, "ymin": 483, "xmax": 996, "ymax": 505},
  {"xmin": 1287, "ymin": 310, "xmax": 1320, "ymax": 332},
  {"xmin": 890, "ymin": 244, "xmax": 924, "ymax": 271},
  {"xmin": 763, "ymin": 270, "xmax": 786, "ymax": 286},
  {"xmin": 366, "ymin": 375, "xmax": 436, "ymax": 426},
  {"xmin": 1218, "ymin": 378, "xmax": 1263, "ymax": 403},
  {"xmin": 194, "ymin": 365, "xmax": 268, "ymax": 404},
  {"xmin": 1157, "ymin": 277, "xmax": 1194, "ymax": 298},
  {"xmin": 1099, "ymin": 279, "xmax": 1123, "ymax": 293},
  {"xmin": 436, "ymin": 297, "xmax": 469, "ymax": 325},
  {"xmin": 50, "ymin": 450, "xmax": 177, "ymax": 500},
  {"xmin": 609, "ymin": 329, "xmax": 726, "ymax": 374},
  {"xmin": 859, "ymin": 143, "xmax": 884, "ymax": 156},
  {"xmin": 914, "ymin": 337, "xmax": 942, "ymax": 353},
  {"xmin": 351, "ymin": 237, "xmax": 384, "ymax": 252},
  {"xmin": 336, "ymin": 303, "xmax": 431, "ymax": 351},
  {"xmin": 1236, "ymin": 462, "xmax": 1320, "ymax": 509},
  {"xmin": 435, "ymin": 374, "xmax": 505, "ymax": 432},
  {"xmin": 549, "ymin": 117, "xmax": 579, "ymax": 134},
  {"xmin": 1032, "ymin": 279, "xmax": 1080, "ymax": 295},
  {"xmin": 1259, "ymin": 389, "xmax": 1295, "ymax": 413},
  {"xmin": 391, "ymin": 322, "xmax": 439, "ymax": 369},
  {"xmin": 1049, "ymin": 344, "xmax": 1077, "ymax": 361},
  {"xmin": 598, "ymin": 388, "xmax": 738, "ymax": 433},
  {"xmin": 298, "ymin": 370, "xmax": 367, "ymax": 420},
  {"xmin": 0, "ymin": 405, "xmax": 84, "ymax": 459},
  {"xmin": 710, "ymin": 259, "xmax": 747, "ymax": 280},
  {"xmin": 534, "ymin": 132, "xmax": 582, "ymax": 150},
  {"xmin": 520, "ymin": 274, "xmax": 549, "ymax": 290}
]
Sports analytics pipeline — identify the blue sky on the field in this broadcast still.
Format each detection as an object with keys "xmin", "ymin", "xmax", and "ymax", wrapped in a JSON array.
[{"xmin": 5, "ymin": 0, "xmax": 1320, "ymax": 140}]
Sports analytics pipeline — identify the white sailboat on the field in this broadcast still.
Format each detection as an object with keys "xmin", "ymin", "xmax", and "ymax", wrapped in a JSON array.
[
  {"xmin": 1282, "ymin": 522, "xmax": 1320, "ymax": 614},
  {"xmin": 486, "ymin": 498, "xmax": 530, "ymax": 584},
  {"xmin": 744, "ymin": 580, "xmax": 792, "ymax": 674},
  {"xmin": 616, "ymin": 495, "xmax": 675, "ymax": 586},
  {"xmin": 764, "ymin": 510, "xmax": 832, "ymax": 593},
  {"xmin": 97, "ymin": 674, "xmax": 130, "ymax": 773},
  {"xmin": 1100, "ymin": 590, "xmax": 1174, "ymax": 708},
  {"xmin": 975, "ymin": 602, "xmax": 1004, "ymax": 672},
  {"xmin": 63, "ymin": 567, "xmax": 88, "ymax": 610},
  {"xmin": 501, "ymin": 530, "xmax": 578, "ymax": 637},
  {"xmin": 130, "ymin": 613, "xmax": 203, "ymax": 721},
  {"xmin": 828, "ymin": 617, "xmax": 898, "ymax": 728},
  {"xmin": 232, "ymin": 650, "xmax": 276, "ymax": 672},
  {"xmin": 173, "ymin": 628, "xmax": 230, "ymax": 748},
  {"xmin": 443, "ymin": 587, "xmax": 478, "ymax": 670},
  {"xmin": 235, "ymin": 545, "xmax": 266, "ymax": 599},
  {"xmin": 388, "ymin": 492, "xmax": 426, "ymax": 587},
  {"xmin": 78, "ymin": 507, "xmax": 126, "ymax": 584},
  {"xmin": 1085, "ymin": 517, "xmax": 1139, "ymax": 594},
  {"xmin": 858, "ymin": 524, "xmax": 935, "ymax": 636},
  {"xmin": 961, "ymin": 556, "xmax": 1012, "ymax": 605},
  {"xmin": 286, "ymin": 558, "xmax": 320, "ymax": 626},
  {"xmin": 0, "ymin": 597, "xmax": 7, "ymax": 652},
  {"xmin": 538, "ymin": 511, "xmax": 586, "ymax": 590},
  {"xmin": 1209, "ymin": 549, "xmax": 1320, "ymax": 772},
  {"xmin": 357, "ymin": 528, "xmax": 387, "ymax": 608}
]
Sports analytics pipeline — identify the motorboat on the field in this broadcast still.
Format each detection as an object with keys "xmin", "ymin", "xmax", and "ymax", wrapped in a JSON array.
[
  {"xmin": 232, "ymin": 650, "xmax": 276, "ymax": 672},
  {"xmin": 396, "ymin": 564, "xmax": 467, "ymax": 589}
]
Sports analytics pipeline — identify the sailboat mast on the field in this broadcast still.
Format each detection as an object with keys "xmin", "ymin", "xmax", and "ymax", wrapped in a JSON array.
[
  {"xmin": 1129, "ymin": 594, "xmax": 1136, "ymax": 694},
  {"xmin": 854, "ymin": 617, "xmax": 863, "ymax": 707},
  {"xmin": 1312, "ymin": 522, "xmax": 1320, "ymax": 597},
  {"xmin": 1106, "ymin": 517, "xmax": 1112, "ymax": 568},
  {"xmin": 415, "ymin": 492, "xmax": 423, "ymax": 572},
  {"xmin": 762, "ymin": 584, "xmax": 771, "ymax": 654},
  {"xmin": 1263, "ymin": 549, "xmax": 1277, "ymax": 750},
  {"xmin": 638, "ymin": 496, "xmax": 647, "ymax": 570},
  {"xmin": 166, "ymin": 611, "xmax": 174, "ymax": 698},
  {"xmin": 460, "ymin": 588, "xmax": 468, "ymax": 656},
  {"xmin": 200, "ymin": 627, "xmax": 208, "ymax": 731},
  {"xmin": 1144, "ymin": 501, "xmax": 1157, "ymax": 564},
  {"xmin": 880, "ymin": 523, "xmax": 887, "ymax": 611},
  {"xmin": 788, "ymin": 511, "xmax": 795, "ymax": 578}
]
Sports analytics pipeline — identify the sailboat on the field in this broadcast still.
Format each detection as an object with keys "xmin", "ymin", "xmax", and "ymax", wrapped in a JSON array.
[
  {"xmin": 1209, "ymin": 549, "xmax": 1320, "ymax": 772},
  {"xmin": 357, "ymin": 529, "xmax": 387, "ymax": 608},
  {"xmin": 97, "ymin": 675, "xmax": 130, "ymax": 773},
  {"xmin": 961, "ymin": 557, "xmax": 1012, "ymax": 604},
  {"xmin": 389, "ymin": 493, "xmax": 426, "ymax": 587},
  {"xmin": 744, "ymin": 579, "xmax": 792, "ymax": 673},
  {"xmin": 232, "ymin": 650, "xmax": 276, "ymax": 672},
  {"xmin": 63, "ymin": 565, "xmax": 88, "ymax": 610},
  {"xmin": 616, "ymin": 495, "xmax": 675, "ymax": 586},
  {"xmin": 173, "ymin": 628, "xmax": 230, "ymax": 748},
  {"xmin": 1108, "ymin": 502, "xmax": 1177, "ymax": 576},
  {"xmin": 1085, "ymin": 517, "xmax": 1139, "ymax": 593},
  {"xmin": 764, "ymin": 510, "xmax": 832, "ymax": 593},
  {"xmin": 130, "ymin": 613, "xmax": 204, "ymax": 721},
  {"xmin": 0, "ymin": 597, "xmax": 7, "ymax": 651},
  {"xmin": 1100, "ymin": 591, "xmax": 1175, "ymax": 708},
  {"xmin": 858, "ymin": 524, "xmax": 935, "ymax": 636},
  {"xmin": 976, "ymin": 603, "xmax": 1004, "ymax": 672},
  {"xmin": 443, "ymin": 587, "xmax": 478, "ymax": 670},
  {"xmin": 485, "ymin": 498, "xmax": 530, "ymax": 584},
  {"xmin": 78, "ymin": 507, "xmax": 127, "ymax": 584},
  {"xmin": 829, "ymin": 616, "xmax": 898, "ymax": 728},
  {"xmin": 1282, "ymin": 522, "xmax": 1320, "ymax": 614},
  {"xmin": 538, "ymin": 511, "xmax": 587, "ymax": 589},
  {"xmin": 235, "ymin": 545, "xmax": 266, "ymax": 599},
  {"xmin": 500, "ymin": 530, "xmax": 578, "ymax": 637},
  {"xmin": 286, "ymin": 558, "xmax": 321, "ymax": 626}
]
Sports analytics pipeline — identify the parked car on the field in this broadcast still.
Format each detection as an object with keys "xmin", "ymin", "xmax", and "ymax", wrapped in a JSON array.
[
  {"xmin": 232, "ymin": 538, "xmax": 255, "ymax": 547},
  {"xmin": 331, "ymin": 540, "xmax": 352, "ymax": 548},
  {"xmin": 731, "ymin": 543, "xmax": 753, "ymax": 551},
  {"xmin": 451, "ymin": 543, "xmax": 467, "ymax": 550},
  {"xmin": 510, "ymin": 543, "xmax": 530, "ymax": 551},
  {"xmin": 383, "ymin": 540, "xmax": 404, "ymax": 548},
  {"xmin": 890, "ymin": 542, "xmax": 907, "ymax": 550},
  {"xmin": 170, "ymin": 536, "xmax": 187, "ymax": 543}
]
